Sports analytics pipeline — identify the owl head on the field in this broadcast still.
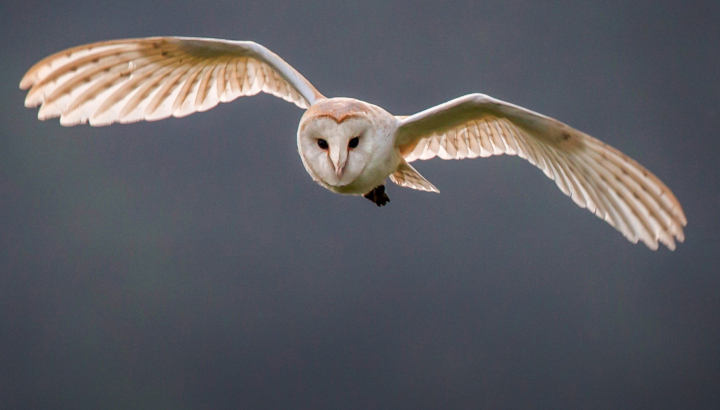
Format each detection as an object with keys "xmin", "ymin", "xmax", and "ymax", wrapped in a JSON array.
[{"xmin": 297, "ymin": 98, "xmax": 394, "ymax": 190}]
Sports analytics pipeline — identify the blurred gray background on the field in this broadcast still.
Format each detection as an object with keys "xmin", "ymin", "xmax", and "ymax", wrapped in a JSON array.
[{"xmin": 1, "ymin": 0, "xmax": 719, "ymax": 408}]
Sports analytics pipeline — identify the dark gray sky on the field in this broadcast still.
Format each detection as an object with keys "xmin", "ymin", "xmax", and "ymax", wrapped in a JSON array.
[{"xmin": 2, "ymin": 0, "xmax": 719, "ymax": 408}]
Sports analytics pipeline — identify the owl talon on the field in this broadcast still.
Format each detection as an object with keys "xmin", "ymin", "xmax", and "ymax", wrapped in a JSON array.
[{"xmin": 363, "ymin": 185, "xmax": 390, "ymax": 207}]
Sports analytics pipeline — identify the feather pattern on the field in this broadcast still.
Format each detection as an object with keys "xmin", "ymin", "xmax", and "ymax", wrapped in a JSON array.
[
  {"xmin": 390, "ymin": 160, "xmax": 439, "ymax": 193},
  {"xmin": 20, "ymin": 37, "xmax": 325, "ymax": 126},
  {"xmin": 396, "ymin": 94, "xmax": 686, "ymax": 250}
]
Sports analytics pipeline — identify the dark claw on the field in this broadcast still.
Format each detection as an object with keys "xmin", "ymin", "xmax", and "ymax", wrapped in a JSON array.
[{"xmin": 363, "ymin": 185, "xmax": 390, "ymax": 207}]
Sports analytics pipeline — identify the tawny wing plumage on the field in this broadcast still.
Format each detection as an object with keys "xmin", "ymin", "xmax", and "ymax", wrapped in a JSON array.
[
  {"xmin": 389, "ymin": 160, "xmax": 440, "ymax": 193},
  {"xmin": 395, "ymin": 94, "xmax": 687, "ymax": 250},
  {"xmin": 20, "ymin": 37, "xmax": 325, "ymax": 126}
]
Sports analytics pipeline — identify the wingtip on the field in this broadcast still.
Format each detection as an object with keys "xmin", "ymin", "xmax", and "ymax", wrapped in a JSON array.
[{"xmin": 19, "ymin": 73, "xmax": 35, "ymax": 90}]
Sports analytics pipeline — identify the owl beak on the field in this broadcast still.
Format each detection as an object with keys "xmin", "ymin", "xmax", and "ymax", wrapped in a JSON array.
[
  {"xmin": 329, "ymin": 146, "xmax": 348, "ymax": 178},
  {"xmin": 332, "ymin": 158, "xmax": 346, "ymax": 178}
]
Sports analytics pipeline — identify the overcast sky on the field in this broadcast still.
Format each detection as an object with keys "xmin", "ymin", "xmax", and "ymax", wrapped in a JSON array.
[{"xmin": 1, "ymin": 0, "xmax": 719, "ymax": 408}]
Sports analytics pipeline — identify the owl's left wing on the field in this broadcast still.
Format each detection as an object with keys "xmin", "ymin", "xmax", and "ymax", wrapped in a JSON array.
[
  {"xmin": 394, "ymin": 93, "xmax": 686, "ymax": 250},
  {"xmin": 20, "ymin": 37, "xmax": 325, "ymax": 126}
]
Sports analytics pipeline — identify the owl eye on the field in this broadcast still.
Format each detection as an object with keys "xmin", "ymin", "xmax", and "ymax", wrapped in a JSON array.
[
  {"xmin": 348, "ymin": 136, "xmax": 360, "ymax": 149},
  {"xmin": 317, "ymin": 139, "xmax": 328, "ymax": 149}
]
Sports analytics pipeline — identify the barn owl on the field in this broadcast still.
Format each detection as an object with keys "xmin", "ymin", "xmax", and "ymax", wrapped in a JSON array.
[{"xmin": 20, "ymin": 37, "xmax": 686, "ymax": 250}]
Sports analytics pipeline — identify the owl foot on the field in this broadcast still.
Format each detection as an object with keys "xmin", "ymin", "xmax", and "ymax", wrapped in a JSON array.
[{"xmin": 363, "ymin": 185, "xmax": 390, "ymax": 207}]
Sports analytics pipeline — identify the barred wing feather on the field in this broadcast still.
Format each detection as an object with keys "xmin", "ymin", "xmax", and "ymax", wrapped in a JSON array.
[
  {"xmin": 20, "ymin": 37, "xmax": 325, "ymax": 126},
  {"xmin": 395, "ymin": 94, "xmax": 686, "ymax": 250}
]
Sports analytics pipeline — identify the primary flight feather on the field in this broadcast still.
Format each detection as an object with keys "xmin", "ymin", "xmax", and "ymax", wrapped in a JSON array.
[{"xmin": 20, "ymin": 36, "xmax": 687, "ymax": 250}]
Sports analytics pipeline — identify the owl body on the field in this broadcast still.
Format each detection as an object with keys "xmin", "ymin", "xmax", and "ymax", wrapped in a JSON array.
[{"xmin": 19, "ymin": 36, "xmax": 687, "ymax": 249}]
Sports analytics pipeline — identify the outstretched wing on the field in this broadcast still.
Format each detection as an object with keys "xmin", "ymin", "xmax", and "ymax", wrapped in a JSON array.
[
  {"xmin": 395, "ymin": 94, "xmax": 686, "ymax": 250},
  {"xmin": 20, "ymin": 37, "xmax": 325, "ymax": 126}
]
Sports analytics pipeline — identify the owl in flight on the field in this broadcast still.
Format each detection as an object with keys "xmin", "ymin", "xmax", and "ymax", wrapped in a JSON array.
[{"xmin": 20, "ymin": 37, "xmax": 686, "ymax": 250}]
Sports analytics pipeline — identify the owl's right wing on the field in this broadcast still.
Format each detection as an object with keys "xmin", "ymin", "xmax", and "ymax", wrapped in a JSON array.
[{"xmin": 20, "ymin": 37, "xmax": 326, "ymax": 126}]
